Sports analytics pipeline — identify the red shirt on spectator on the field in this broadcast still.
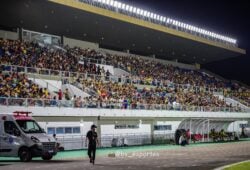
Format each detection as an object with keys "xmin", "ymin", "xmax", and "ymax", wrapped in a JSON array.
[{"xmin": 58, "ymin": 89, "xmax": 63, "ymax": 100}]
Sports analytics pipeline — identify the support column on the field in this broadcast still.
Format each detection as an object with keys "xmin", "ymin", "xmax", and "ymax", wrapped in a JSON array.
[
  {"xmin": 96, "ymin": 116, "xmax": 102, "ymax": 147},
  {"xmin": 202, "ymin": 120, "xmax": 205, "ymax": 142},
  {"xmin": 207, "ymin": 119, "xmax": 210, "ymax": 142},
  {"xmin": 150, "ymin": 120, "xmax": 155, "ymax": 145},
  {"xmin": 189, "ymin": 119, "xmax": 192, "ymax": 144}
]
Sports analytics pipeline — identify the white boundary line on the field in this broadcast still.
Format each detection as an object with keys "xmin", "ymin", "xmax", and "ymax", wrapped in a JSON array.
[{"xmin": 214, "ymin": 160, "xmax": 250, "ymax": 170}]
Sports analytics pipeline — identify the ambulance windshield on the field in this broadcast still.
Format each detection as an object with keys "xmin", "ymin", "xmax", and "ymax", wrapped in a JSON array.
[{"xmin": 16, "ymin": 120, "xmax": 44, "ymax": 133}]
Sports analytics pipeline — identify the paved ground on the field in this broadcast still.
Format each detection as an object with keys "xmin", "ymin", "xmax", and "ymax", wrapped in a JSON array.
[{"xmin": 0, "ymin": 141, "xmax": 250, "ymax": 170}]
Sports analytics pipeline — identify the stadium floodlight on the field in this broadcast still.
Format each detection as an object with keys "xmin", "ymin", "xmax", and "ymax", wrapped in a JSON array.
[
  {"xmin": 163, "ymin": 17, "xmax": 166, "ymax": 22},
  {"xmin": 157, "ymin": 15, "xmax": 160, "ymax": 20},
  {"xmin": 110, "ymin": 0, "xmax": 114, "ymax": 6},
  {"xmin": 121, "ymin": 3, "xmax": 125, "ymax": 9},
  {"xmin": 176, "ymin": 21, "xmax": 179, "ymax": 26},
  {"xmin": 136, "ymin": 8, "xmax": 140, "ymax": 14},
  {"xmin": 133, "ymin": 7, "xmax": 137, "ymax": 13},
  {"xmin": 140, "ymin": 10, "xmax": 144, "ymax": 16},
  {"xmin": 113, "ymin": 1, "xmax": 118, "ymax": 7},
  {"xmin": 166, "ymin": 18, "xmax": 170, "ymax": 23},
  {"xmin": 117, "ymin": 2, "xmax": 122, "ymax": 8},
  {"xmin": 129, "ymin": 6, "xmax": 133, "ymax": 12},
  {"xmin": 173, "ymin": 20, "xmax": 177, "ymax": 26},
  {"xmin": 159, "ymin": 16, "xmax": 163, "ymax": 21},
  {"xmin": 136, "ymin": 8, "xmax": 141, "ymax": 15},
  {"xmin": 153, "ymin": 14, "xmax": 157, "ymax": 19},
  {"xmin": 150, "ymin": 13, "xmax": 154, "ymax": 18},
  {"xmin": 125, "ymin": 5, "xmax": 129, "ymax": 11}
]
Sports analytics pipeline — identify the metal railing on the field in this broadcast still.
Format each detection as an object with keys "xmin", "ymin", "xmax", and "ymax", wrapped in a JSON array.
[
  {"xmin": 0, "ymin": 97, "xmax": 247, "ymax": 112},
  {"xmin": 53, "ymin": 132, "xmax": 172, "ymax": 150}
]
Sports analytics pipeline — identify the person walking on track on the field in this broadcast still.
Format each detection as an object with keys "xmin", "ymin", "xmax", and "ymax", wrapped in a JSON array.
[{"xmin": 86, "ymin": 124, "xmax": 99, "ymax": 164}]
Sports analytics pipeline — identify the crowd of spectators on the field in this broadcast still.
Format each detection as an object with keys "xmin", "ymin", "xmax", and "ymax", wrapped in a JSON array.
[{"xmin": 0, "ymin": 39, "xmax": 249, "ymax": 108}]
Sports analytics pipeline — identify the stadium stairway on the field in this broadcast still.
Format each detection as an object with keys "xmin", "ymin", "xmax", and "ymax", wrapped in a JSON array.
[
  {"xmin": 62, "ymin": 83, "xmax": 90, "ymax": 99},
  {"xmin": 225, "ymin": 97, "xmax": 249, "ymax": 109}
]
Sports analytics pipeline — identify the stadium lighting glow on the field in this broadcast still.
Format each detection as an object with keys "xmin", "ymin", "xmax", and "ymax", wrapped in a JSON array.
[
  {"xmin": 110, "ymin": 0, "xmax": 114, "ymax": 6},
  {"xmin": 166, "ymin": 18, "xmax": 170, "ymax": 23},
  {"xmin": 113, "ymin": 1, "xmax": 118, "ymax": 7},
  {"xmin": 121, "ymin": 3, "xmax": 125, "ymax": 9},
  {"xmin": 125, "ymin": 5, "xmax": 129, "ymax": 11},
  {"xmin": 136, "ymin": 8, "xmax": 140, "ymax": 14},
  {"xmin": 117, "ymin": 2, "xmax": 122, "ymax": 8},
  {"xmin": 157, "ymin": 15, "xmax": 160, "ymax": 20},
  {"xmin": 153, "ymin": 14, "xmax": 157, "ymax": 19},
  {"xmin": 90, "ymin": 0, "xmax": 237, "ymax": 44},
  {"xmin": 129, "ymin": 6, "xmax": 133, "ymax": 12},
  {"xmin": 150, "ymin": 13, "xmax": 154, "ymax": 18},
  {"xmin": 140, "ymin": 10, "xmax": 144, "ymax": 16},
  {"xmin": 133, "ymin": 7, "xmax": 137, "ymax": 13}
]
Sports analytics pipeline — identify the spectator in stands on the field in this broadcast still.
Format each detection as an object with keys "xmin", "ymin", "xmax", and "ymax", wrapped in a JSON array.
[{"xmin": 58, "ymin": 89, "xmax": 63, "ymax": 100}]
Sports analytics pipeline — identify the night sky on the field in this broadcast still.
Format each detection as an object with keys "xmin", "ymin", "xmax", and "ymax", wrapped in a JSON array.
[{"xmin": 121, "ymin": 0, "xmax": 250, "ymax": 86}]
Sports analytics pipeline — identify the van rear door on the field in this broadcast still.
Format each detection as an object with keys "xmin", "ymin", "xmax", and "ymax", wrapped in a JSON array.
[{"xmin": 0, "ymin": 120, "xmax": 19, "ymax": 157}]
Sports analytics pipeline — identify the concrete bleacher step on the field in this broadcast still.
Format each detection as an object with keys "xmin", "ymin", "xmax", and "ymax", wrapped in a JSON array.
[
  {"xmin": 62, "ymin": 84, "xmax": 90, "ymax": 99},
  {"xmin": 28, "ymin": 75, "xmax": 62, "ymax": 97}
]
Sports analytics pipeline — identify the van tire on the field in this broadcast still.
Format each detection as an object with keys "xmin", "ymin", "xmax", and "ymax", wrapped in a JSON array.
[
  {"xmin": 19, "ymin": 148, "xmax": 32, "ymax": 162},
  {"xmin": 42, "ymin": 155, "xmax": 53, "ymax": 160}
]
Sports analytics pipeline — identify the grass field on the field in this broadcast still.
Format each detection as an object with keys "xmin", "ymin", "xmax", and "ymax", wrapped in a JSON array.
[{"xmin": 224, "ymin": 161, "xmax": 250, "ymax": 170}]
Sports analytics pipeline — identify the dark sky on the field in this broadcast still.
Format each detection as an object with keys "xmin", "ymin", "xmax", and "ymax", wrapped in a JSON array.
[{"xmin": 121, "ymin": 0, "xmax": 250, "ymax": 85}]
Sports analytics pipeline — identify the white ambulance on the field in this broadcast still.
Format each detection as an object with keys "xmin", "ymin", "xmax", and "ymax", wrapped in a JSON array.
[{"xmin": 0, "ymin": 111, "xmax": 57, "ymax": 162}]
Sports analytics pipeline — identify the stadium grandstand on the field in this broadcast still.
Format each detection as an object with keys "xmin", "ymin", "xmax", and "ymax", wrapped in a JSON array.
[{"xmin": 0, "ymin": 0, "xmax": 250, "ymax": 169}]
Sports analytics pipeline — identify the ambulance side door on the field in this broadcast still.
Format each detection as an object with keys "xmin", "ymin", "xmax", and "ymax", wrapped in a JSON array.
[{"xmin": 0, "ymin": 121, "xmax": 20, "ymax": 157}]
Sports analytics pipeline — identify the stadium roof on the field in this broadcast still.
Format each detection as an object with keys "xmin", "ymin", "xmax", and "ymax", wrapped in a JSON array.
[{"xmin": 0, "ymin": 0, "xmax": 246, "ymax": 64}]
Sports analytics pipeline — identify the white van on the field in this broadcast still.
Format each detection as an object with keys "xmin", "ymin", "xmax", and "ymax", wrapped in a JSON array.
[{"xmin": 0, "ymin": 111, "xmax": 57, "ymax": 162}]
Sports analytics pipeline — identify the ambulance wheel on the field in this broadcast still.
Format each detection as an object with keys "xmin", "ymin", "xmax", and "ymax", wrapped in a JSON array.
[
  {"xmin": 19, "ymin": 147, "xmax": 32, "ymax": 162},
  {"xmin": 42, "ymin": 155, "xmax": 53, "ymax": 160}
]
